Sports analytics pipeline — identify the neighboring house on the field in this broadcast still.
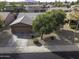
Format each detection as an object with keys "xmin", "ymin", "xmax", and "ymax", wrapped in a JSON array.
[
  {"xmin": 10, "ymin": 13, "xmax": 42, "ymax": 36},
  {"xmin": 48, "ymin": 7, "xmax": 71, "ymax": 12},
  {"xmin": 71, "ymin": 5, "xmax": 79, "ymax": 11},
  {"xmin": 25, "ymin": 5, "xmax": 49, "ymax": 12},
  {"xmin": 4, "ymin": 4, "xmax": 25, "ymax": 12},
  {"xmin": 4, "ymin": 5, "xmax": 14, "ymax": 12},
  {"xmin": 0, "ymin": 12, "xmax": 18, "ymax": 26},
  {"xmin": 5, "ymin": 12, "xmax": 18, "ymax": 25},
  {"xmin": 0, "ymin": 12, "xmax": 10, "ymax": 20}
]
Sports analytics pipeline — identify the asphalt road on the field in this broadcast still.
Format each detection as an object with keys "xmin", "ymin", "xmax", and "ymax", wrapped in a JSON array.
[
  {"xmin": 0, "ymin": 52, "xmax": 63, "ymax": 59},
  {"xmin": 0, "ymin": 52, "xmax": 79, "ymax": 59}
]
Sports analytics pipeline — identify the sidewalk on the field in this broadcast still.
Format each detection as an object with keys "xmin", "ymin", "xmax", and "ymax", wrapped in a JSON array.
[{"xmin": 0, "ymin": 44, "xmax": 79, "ymax": 53}]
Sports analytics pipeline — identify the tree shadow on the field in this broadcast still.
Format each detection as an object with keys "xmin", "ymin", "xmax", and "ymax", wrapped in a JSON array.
[
  {"xmin": 56, "ymin": 29, "xmax": 79, "ymax": 44},
  {"xmin": 0, "ymin": 30, "xmax": 27, "ymax": 54},
  {"xmin": 42, "ymin": 29, "xmax": 79, "ymax": 53},
  {"xmin": 0, "ymin": 30, "xmax": 21, "ymax": 47},
  {"xmin": 43, "ymin": 29, "xmax": 79, "ymax": 46},
  {"xmin": 56, "ymin": 29, "xmax": 75, "ymax": 44},
  {"xmin": 13, "ymin": 32, "xmax": 40, "ymax": 40},
  {"xmin": 0, "ymin": 31, "xmax": 13, "ymax": 47},
  {"xmin": 13, "ymin": 34, "xmax": 31, "ymax": 39},
  {"xmin": 34, "ymin": 42, "xmax": 42, "ymax": 47}
]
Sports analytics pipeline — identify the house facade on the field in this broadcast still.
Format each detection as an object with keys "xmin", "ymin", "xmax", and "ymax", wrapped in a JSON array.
[{"xmin": 11, "ymin": 23, "xmax": 32, "ymax": 34}]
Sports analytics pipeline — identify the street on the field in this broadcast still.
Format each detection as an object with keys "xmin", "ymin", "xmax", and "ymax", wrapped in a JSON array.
[
  {"xmin": 0, "ymin": 51, "xmax": 79, "ymax": 59},
  {"xmin": 0, "ymin": 52, "xmax": 63, "ymax": 59}
]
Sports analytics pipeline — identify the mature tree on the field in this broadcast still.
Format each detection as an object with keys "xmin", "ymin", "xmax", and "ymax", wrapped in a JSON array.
[
  {"xmin": 32, "ymin": 10, "xmax": 66, "ymax": 40},
  {"xmin": 49, "ymin": 10, "xmax": 66, "ymax": 26},
  {"xmin": 33, "ymin": 13, "xmax": 53, "ymax": 40}
]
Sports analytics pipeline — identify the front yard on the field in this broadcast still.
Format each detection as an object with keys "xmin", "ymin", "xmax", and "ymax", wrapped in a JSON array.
[{"xmin": 0, "ymin": 23, "xmax": 79, "ymax": 47}]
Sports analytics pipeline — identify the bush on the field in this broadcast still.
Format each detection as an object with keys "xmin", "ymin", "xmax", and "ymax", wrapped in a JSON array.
[
  {"xmin": 33, "ymin": 39, "xmax": 42, "ymax": 46},
  {"xmin": 31, "ymin": 35, "xmax": 34, "ymax": 39},
  {"xmin": 31, "ymin": 33, "xmax": 40, "ymax": 38},
  {"xmin": 70, "ymin": 24, "xmax": 76, "ymax": 29},
  {"xmin": 33, "ymin": 39, "xmax": 39, "ymax": 44},
  {"xmin": 50, "ymin": 36, "xmax": 55, "ymax": 40}
]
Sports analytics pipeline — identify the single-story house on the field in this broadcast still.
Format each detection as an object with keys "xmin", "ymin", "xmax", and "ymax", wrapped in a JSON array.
[
  {"xmin": 10, "ymin": 13, "xmax": 42, "ymax": 36},
  {"xmin": 48, "ymin": 7, "xmax": 71, "ymax": 12},
  {"xmin": 0, "ymin": 12, "xmax": 17, "ymax": 26},
  {"xmin": 0, "ymin": 12, "xmax": 10, "ymax": 23},
  {"xmin": 25, "ymin": 5, "xmax": 48, "ymax": 12}
]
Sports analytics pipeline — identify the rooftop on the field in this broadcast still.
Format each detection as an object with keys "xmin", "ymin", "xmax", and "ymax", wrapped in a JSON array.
[
  {"xmin": 10, "ymin": 13, "xmax": 42, "ymax": 26},
  {"xmin": 0, "ymin": 12, "xmax": 10, "ymax": 20}
]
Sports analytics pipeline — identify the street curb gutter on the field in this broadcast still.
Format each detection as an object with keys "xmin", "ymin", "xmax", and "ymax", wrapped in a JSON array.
[{"xmin": 0, "ymin": 45, "xmax": 79, "ymax": 53}]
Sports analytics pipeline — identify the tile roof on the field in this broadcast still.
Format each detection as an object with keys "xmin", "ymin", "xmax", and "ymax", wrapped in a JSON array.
[
  {"xmin": 10, "ymin": 13, "xmax": 42, "ymax": 26},
  {"xmin": 10, "ymin": 16, "xmax": 24, "ymax": 26}
]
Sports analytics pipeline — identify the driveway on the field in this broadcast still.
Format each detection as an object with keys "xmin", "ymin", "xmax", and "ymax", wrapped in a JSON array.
[{"xmin": 6, "ymin": 35, "xmax": 29, "ymax": 47}]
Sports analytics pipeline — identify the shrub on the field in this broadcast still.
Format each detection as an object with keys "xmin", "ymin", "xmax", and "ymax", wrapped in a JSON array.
[
  {"xmin": 33, "ymin": 39, "xmax": 42, "ymax": 46},
  {"xmin": 70, "ymin": 24, "xmax": 76, "ymax": 29},
  {"xmin": 50, "ymin": 36, "xmax": 55, "ymax": 40},
  {"xmin": 33, "ymin": 39, "xmax": 39, "ymax": 44}
]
